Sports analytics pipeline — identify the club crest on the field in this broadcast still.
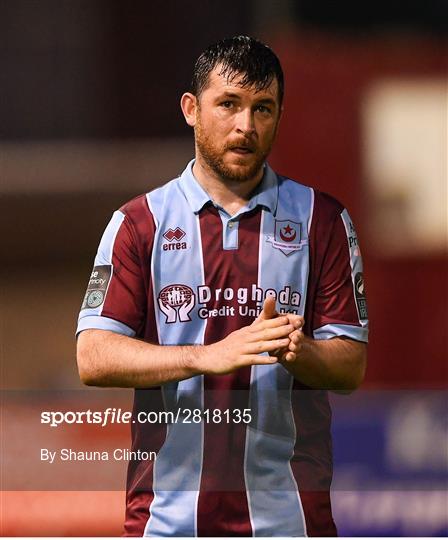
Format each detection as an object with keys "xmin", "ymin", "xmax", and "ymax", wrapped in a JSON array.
[{"xmin": 267, "ymin": 220, "xmax": 307, "ymax": 256}]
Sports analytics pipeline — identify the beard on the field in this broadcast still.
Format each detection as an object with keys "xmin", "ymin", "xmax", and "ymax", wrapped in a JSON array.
[{"xmin": 194, "ymin": 120, "xmax": 275, "ymax": 183}]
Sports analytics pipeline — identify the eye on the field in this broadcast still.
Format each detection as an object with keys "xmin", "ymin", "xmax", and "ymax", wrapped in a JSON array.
[
  {"xmin": 255, "ymin": 104, "xmax": 271, "ymax": 114},
  {"xmin": 220, "ymin": 101, "xmax": 233, "ymax": 109}
]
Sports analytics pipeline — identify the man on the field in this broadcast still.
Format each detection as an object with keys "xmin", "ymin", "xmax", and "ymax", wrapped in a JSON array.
[{"xmin": 77, "ymin": 36, "xmax": 368, "ymax": 537}]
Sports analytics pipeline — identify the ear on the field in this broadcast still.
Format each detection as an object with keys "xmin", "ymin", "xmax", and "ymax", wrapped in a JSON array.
[{"xmin": 180, "ymin": 92, "xmax": 197, "ymax": 127}]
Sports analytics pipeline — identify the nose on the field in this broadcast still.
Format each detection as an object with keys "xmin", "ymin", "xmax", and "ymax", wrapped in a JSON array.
[{"xmin": 235, "ymin": 108, "xmax": 255, "ymax": 136}]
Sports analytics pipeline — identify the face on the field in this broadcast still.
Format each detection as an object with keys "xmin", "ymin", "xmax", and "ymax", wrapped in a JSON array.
[{"xmin": 184, "ymin": 66, "xmax": 282, "ymax": 184}]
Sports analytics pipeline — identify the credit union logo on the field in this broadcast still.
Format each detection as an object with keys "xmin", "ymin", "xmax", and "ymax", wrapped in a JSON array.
[{"xmin": 158, "ymin": 284, "xmax": 195, "ymax": 323}]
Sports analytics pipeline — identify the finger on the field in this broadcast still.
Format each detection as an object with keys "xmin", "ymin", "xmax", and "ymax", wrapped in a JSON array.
[
  {"xmin": 284, "ymin": 351, "xmax": 296, "ymax": 362},
  {"xmin": 241, "ymin": 354, "xmax": 278, "ymax": 366},
  {"xmin": 289, "ymin": 330, "xmax": 303, "ymax": 345},
  {"xmin": 263, "ymin": 296, "xmax": 278, "ymax": 318},
  {"xmin": 279, "ymin": 349, "xmax": 295, "ymax": 362},
  {"xmin": 288, "ymin": 341, "xmax": 299, "ymax": 352},
  {"xmin": 246, "ymin": 337, "xmax": 291, "ymax": 354},
  {"xmin": 288, "ymin": 329, "xmax": 301, "ymax": 341},
  {"xmin": 251, "ymin": 324, "xmax": 295, "ymax": 342},
  {"xmin": 254, "ymin": 296, "xmax": 278, "ymax": 322},
  {"xmin": 289, "ymin": 330, "xmax": 304, "ymax": 351},
  {"xmin": 285, "ymin": 315, "xmax": 304, "ymax": 329},
  {"xmin": 251, "ymin": 315, "xmax": 290, "ymax": 331}
]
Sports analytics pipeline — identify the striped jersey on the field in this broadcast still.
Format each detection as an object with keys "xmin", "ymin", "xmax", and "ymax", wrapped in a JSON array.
[{"xmin": 77, "ymin": 160, "xmax": 368, "ymax": 537}]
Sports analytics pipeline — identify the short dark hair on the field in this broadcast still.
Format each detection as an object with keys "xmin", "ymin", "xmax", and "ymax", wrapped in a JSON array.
[{"xmin": 191, "ymin": 35, "xmax": 284, "ymax": 106}]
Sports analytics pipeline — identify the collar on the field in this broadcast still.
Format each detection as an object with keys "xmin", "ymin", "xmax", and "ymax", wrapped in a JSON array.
[{"xmin": 178, "ymin": 159, "xmax": 279, "ymax": 216}]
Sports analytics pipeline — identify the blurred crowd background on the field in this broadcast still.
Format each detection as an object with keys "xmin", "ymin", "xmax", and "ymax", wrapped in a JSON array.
[{"xmin": 1, "ymin": 0, "xmax": 447, "ymax": 536}]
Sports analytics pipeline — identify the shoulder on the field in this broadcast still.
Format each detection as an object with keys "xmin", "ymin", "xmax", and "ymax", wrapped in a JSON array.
[
  {"xmin": 119, "ymin": 193, "xmax": 151, "ymax": 220},
  {"xmin": 312, "ymin": 189, "xmax": 345, "ymax": 224},
  {"xmin": 118, "ymin": 176, "xmax": 181, "ymax": 228},
  {"xmin": 276, "ymin": 172, "xmax": 345, "ymax": 224}
]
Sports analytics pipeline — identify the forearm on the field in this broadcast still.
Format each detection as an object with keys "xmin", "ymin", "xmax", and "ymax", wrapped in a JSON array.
[
  {"xmin": 76, "ymin": 312, "xmax": 296, "ymax": 388},
  {"xmin": 282, "ymin": 335, "xmax": 367, "ymax": 392},
  {"xmin": 77, "ymin": 329, "xmax": 202, "ymax": 388}
]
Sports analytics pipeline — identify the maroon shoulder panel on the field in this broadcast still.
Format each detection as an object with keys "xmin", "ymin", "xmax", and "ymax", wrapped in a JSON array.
[
  {"xmin": 306, "ymin": 190, "xmax": 360, "ymax": 334},
  {"xmin": 101, "ymin": 195, "xmax": 157, "ymax": 338}
]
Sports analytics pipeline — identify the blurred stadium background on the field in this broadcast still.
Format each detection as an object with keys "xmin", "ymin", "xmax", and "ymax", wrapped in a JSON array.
[{"xmin": 1, "ymin": 0, "xmax": 447, "ymax": 536}]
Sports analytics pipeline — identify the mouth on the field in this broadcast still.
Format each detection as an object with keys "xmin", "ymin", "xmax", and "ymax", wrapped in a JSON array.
[{"xmin": 228, "ymin": 146, "xmax": 255, "ymax": 155}]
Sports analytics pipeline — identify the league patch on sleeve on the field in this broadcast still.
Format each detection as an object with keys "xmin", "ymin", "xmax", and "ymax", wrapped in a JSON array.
[
  {"xmin": 81, "ymin": 265, "xmax": 112, "ymax": 310},
  {"xmin": 354, "ymin": 272, "xmax": 368, "ymax": 320},
  {"xmin": 340, "ymin": 209, "xmax": 369, "ymax": 326}
]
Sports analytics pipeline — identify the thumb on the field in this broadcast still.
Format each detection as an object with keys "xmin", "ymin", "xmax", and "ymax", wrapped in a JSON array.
[{"xmin": 255, "ymin": 296, "xmax": 278, "ymax": 322}]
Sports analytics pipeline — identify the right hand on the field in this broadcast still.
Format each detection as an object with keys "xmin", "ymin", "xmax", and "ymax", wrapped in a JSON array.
[{"xmin": 197, "ymin": 315, "xmax": 296, "ymax": 375}]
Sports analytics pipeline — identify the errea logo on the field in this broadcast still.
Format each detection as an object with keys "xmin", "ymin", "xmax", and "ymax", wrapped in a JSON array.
[{"xmin": 162, "ymin": 227, "xmax": 187, "ymax": 251}]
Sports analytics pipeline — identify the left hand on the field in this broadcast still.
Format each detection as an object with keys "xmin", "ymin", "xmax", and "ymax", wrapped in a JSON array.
[{"xmin": 280, "ymin": 326, "xmax": 305, "ymax": 363}]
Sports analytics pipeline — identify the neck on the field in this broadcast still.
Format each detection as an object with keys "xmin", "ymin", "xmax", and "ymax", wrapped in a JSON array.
[{"xmin": 192, "ymin": 155, "xmax": 264, "ymax": 216}]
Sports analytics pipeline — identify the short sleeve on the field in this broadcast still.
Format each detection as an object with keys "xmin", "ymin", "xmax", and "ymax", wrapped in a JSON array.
[
  {"xmin": 312, "ymin": 208, "xmax": 369, "ymax": 343},
  {"xmin": 76, "ymin": 209, "xmax": 148, "ymax": 337}
]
